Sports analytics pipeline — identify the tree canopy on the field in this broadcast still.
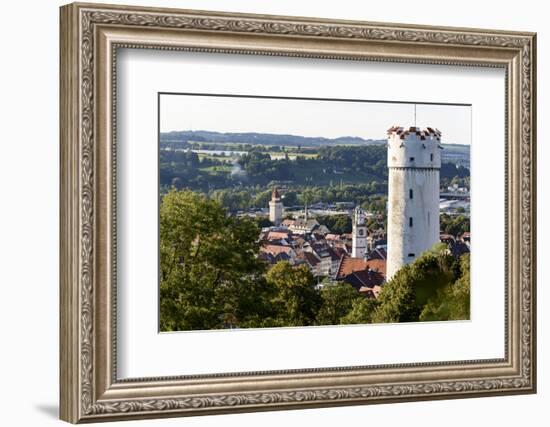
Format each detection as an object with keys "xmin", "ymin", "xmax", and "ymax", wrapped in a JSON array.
[
  {"xmin": 440, "ymin": 213, "xmax": 470, "ymax": 236},
  {"xmin": 316, "ymin": 283, "xmax": 362, "ymax": 325},
  {"xmin": 160, "ymin": 189, "xmax": 271, "ymax": 331},
  {"xmin": 371, "ymin": 243, "xmax": 469, "ymax": 323},
  {"xmin": 265, "ymin": 262, "xmax": 321, "ymax": 327},
  {"xmin": 419, "ymin": 254, "xmax": 470, "ymax": 321}
]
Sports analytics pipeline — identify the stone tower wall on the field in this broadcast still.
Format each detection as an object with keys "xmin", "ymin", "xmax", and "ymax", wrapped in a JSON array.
[{"xmin": 386, "ymin": 126, "xmax": 441, "ymax": 279}]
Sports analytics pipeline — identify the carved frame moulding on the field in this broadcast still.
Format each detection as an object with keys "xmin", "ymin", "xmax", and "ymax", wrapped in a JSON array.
[{"xmin": 59, "ymin": 2, "xmax": 536, "ymax": 423}]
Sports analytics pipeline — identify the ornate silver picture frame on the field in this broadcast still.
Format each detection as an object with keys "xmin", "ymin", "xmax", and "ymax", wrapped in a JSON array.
[{"xmin": 60, "ymin": 2, "xmax": 536, "ymax": 423}]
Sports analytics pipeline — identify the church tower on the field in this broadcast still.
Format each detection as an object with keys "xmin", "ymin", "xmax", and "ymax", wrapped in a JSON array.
[
  {"xmin": 386, "ymin": 126, "xmax": 442, "ymax": 280},
  {"xmin": 352, "ymin": 206, "xmax": 367, "ymax": 259},
  {"xmin": 269, "ymin": 187, "xmax": 283, "ymax": 225}
]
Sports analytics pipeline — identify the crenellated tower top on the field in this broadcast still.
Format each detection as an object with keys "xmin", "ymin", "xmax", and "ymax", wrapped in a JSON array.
[
  {"xmin": 271, "ymin": 187, "xmax": 281, "ymax": 201},
  {"xmin": 387, "ymin": 126, "xmax": 442, "ymax": 169}
]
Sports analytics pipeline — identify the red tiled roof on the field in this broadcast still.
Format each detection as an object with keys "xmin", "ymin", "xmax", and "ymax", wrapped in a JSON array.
[
  {"xmin": 336, "ymin": 255, "xmax": 386, "ymax": 279},
  {"xmin": 266, "ymin": 231, "xmax": 290, "ymax": 241},
  {"xmin": 260, "ymin": 244, "xmax": 293, "ymax": 256}
]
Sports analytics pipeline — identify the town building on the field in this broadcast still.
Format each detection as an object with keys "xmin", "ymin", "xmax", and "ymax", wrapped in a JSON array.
[
  {"xmin": 269, "ymin": 187, "xmax": 284, "ymax": 225},
  {"xmin": 335, "ymin": 255, "xmax": 386, "ymax": 297},
  {"xmin": 351, "ymin": 206, "xmax": 367, "ymax": 259},
  {"xmin": 281, "ymin": 206, "xmax": 320, "ymax": 234},
  {"xmin": 386, "ymin": 126, "xmax": 442, "ymax": 280},
  {"xmin": 261, "ymin": 187, "xmax": 389, "ymax": 299}
]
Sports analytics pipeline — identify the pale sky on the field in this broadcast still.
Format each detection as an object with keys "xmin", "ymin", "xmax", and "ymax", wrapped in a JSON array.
[{"xmin": 160, "ymin": 93, "xmax": 471, "ymax": 145}]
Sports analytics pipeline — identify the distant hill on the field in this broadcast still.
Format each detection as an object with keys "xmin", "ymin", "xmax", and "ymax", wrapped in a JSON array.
[
  {"xmin": 160, "ymin": 130, "xmax": 387, "ymax": 147},
  {"xmin": 160, "ymin": 130, "xmax": 469, "ymax": 167}
]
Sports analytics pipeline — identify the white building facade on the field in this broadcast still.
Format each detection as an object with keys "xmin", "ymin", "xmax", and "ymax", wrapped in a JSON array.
[
  {"xmin": 386, "ymin": 126, "xmax": 442, "ymax": 280},
  {"xmin": 269, "ymin": 188, "xmax": 284, "ymax": 225},
  {"xmin": 351, "ymin": 206, "xmax": 367, "ymax": 258}
]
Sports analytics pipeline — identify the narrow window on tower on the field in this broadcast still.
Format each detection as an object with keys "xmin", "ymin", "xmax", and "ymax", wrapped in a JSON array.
[
  {"xmin": 430, "ymin": 153, "xmax": 434, "ymax": 161},
  {"xmin": 409, "ymin": 157, "xmax": 415, "ymax": 162},
  {"xmin": 409, "ymin": 217, "xmax": 413, "ymax": 227},
  {"xmin": 408, "ymin": 253, "xmax": 415, "ymax": 257},
  {"xmin": 409, "ymin": 189, "xmax": 413, "ymax": 199}
]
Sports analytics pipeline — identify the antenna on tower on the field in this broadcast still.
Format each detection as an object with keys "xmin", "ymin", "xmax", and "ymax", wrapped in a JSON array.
[{"xmin": 414, "ymin": 104, "xmax": 417, "ymax": 127}]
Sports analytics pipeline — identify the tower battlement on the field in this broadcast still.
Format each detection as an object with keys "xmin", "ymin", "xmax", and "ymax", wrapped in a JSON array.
[{"xmin": 387, "ymin": 126, "xmax": 442, "ymax": 169}]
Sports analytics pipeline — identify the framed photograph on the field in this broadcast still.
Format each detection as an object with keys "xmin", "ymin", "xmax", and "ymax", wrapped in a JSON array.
[{"xmin": 60, "ymin": 2, "xmax": 537, "ymax": 423}]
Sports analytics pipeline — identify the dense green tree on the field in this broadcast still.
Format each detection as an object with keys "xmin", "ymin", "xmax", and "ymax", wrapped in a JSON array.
[
  {"xmin": 361, "ymin": 195, "xmax": 388, "ymax": 213},
  {"xmin": 298, "ymin": 188, "xmax": 316, "ymax": 206},
  {"xmin": 159, "ymin": 189, "xmax": 270, "ymax": 331},
  {"xmin": 265, "ymin": 262, "xmax": 321, "ymax": 326},
  {"xmin": 252, "ymin": 189, "xmax": 273, "ymax": 209},
  {"xmin": 341, "ymin": 297, "xmax": 380, "ymax": 325},
  {"xmin": 420, "ymin": 254, "xmax": 470, "ymax": 321},
  {"xmin": 239, "ymin": 151, "xmax": 294, "ymax": 184},
  {"xmin": 316, "ymin": 284, "xmax": 362, "ymax": 325},
  {"xmin": 370, "ymin": 265, "xmax": 420, "ymax": 323},
  {"xmin": 317, "ymin": 215, "xmax": 352, "ymax": 234},
  {"xmin": 372, "ymin": 244, "xmax": 456, "ymax": 323},
  {"xmin": 254, "ymin": 217, "xmax": 273, "ymax": 228},
  {"xmin": 440, "ymin": 162, "xmax": 470, "ymax": 180},
  {"xmin": 210, "ymin": 189, "xmax": 252, "ymax": 211},
  {"xmin": 440, "ymin": 213, "xmax": 470, "ymax": 236},
  {"xmin": 282, "ymin": 190, "xmax": 298, "ymax": 207}
]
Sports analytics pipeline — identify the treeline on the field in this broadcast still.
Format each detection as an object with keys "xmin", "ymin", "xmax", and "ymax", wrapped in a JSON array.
[
  {"xmin": 236, "ymin": 146, "xmax": 388, "ymax": 186},
  {"xmin": 440, "ymin": 214, "xmax": 470, "ymax": 236},
  {"xmin": 160, "ymin": 150, "xmax": 231, "ymax": 191},
  {"xmin": 208, "ymin": 184, "xmax": 387, "ymax": 212},
  {"xmin": 316, "ymin": 215, "xmax": 352, "ymax": 234},
  {"xmin": 160, "ymin": 190, "xmax": 470, "ymax": 331},
  {"xmin": 177, "ymin": 141, "xmax": 317, "ymax": 154},
  {"xmin": 161, "ymin": 145, "xmax": 469, "ymax": 192},
  {"xmin": 440, "ymin": 162, "xmax": 470, "ymax": 183}
]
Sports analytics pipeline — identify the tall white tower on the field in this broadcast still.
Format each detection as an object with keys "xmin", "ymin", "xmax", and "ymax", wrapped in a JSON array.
[
  {"xmin": 386, "ymin": 126, "xmax": 442, "ymax": 280},
  {"xmin": 352, "ymin": 206, "xmax": 367, "ymax": 259},
  {"xmin": 269, "ymin": 188, "xmax": 283, "ymax": 225}
]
